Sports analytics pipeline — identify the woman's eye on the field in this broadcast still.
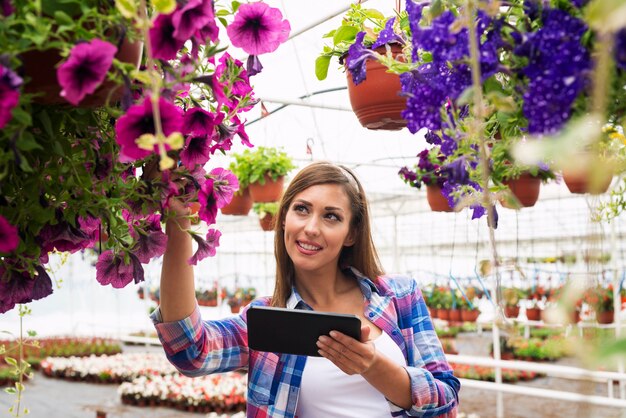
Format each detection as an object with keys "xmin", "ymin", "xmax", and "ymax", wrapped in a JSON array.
[
  {"xmin": 325, "ymin": 213, "xmax": 340, "ymax": 221},
  {"xmin": 293, "ymin": 204, "xmax": 307, "ymax": 213}
]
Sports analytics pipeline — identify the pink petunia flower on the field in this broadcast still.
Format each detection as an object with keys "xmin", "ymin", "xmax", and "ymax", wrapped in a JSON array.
[
  {"xmin": 172, "ymin": 0, "xmax": 215, "ymax": 42},
  {"xmin": 95, "ymin": 250, "xmax": 137, "ymax": 288},
  {"xmin": 198, "ymin": 178, "xmax": 218, "ymax": 225},
  {"xmin": 149, "ymin": 13, "xmax": 186, "ymax": 61},
  {"xmin": 0, "ymin": 215, "xmax": 19, "ymax": 253},
  {"xmin": 226, "ymin": 2, "xmax": 290, "ymax": 55},
  {"xmin": 133, "ymin": 228, "xmax": 168, "ymax": 263},
  {"xmin": 57, "ymin": 39, "xmax": 117, "ymax": 105},
  {"xmin": 183, "ymin": 107, "xmax": 224, "ymax": 137},
  {"xmin": 0, "ymin": 64, "xmax": 21, "ymax": 129},
  {"xmin": 209, "ymin": 167, "xmax": 239, "ymax": 208},
  {"xmin": 188, "ymin": 229, "xmax": 221, "ymax": 265},
  {"xmin": 115, "ymin": 97, "xmax": 184, "ymax": 162},
  {"xmin": 180, "ymin": 134, "xmax": 214, "ymax": 168}
]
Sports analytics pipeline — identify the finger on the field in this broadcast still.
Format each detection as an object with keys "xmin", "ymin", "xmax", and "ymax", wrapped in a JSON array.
[
  {"xmin": 329, "ymin": 331, "xmax": 368, "ymax": 355},
  {"xmin": 359, "ymin": 325, "xmax": 371, "ymax": 343},
  {"xmin": 317, "ymin": 345, "xmax": 359, "ymax": 375}
]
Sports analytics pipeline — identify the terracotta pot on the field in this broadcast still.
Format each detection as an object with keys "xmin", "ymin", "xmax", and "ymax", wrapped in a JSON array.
[
  {"xmin": 259, "ymin": 213, "xmax": 276, "ymax": 231},
  {"xmin": 230, "ymin": 304, "xmax": 241, "ymax": 314},
  {"xmin": 461, "ymin": 309, "xmax": 480, "ymax": 322},
  {"xmin": 502, "ymin": 173, "xmax": 541, "ymax": 208},
  {"xmin": 346, "ymin": 45, "xmax": 407, "ymax": 130},
  {"xmin": 504, "ymin": 306, "xmax": 520, "ymax": 319},
  {"xmin": 562, "ymin": 167, "xmax": 612, "ymax": 195},
  {"xmin": 526, "ymin": 307, "xmax": 542, "ymax": 321},
  {"xmin": 570, "ymin": 310, "xmax": 581, "ymax": 324},
  {"xmin": 249, "ymin": 175, "xmax": 284, "ymax": 202},
  {"xmin": 221, "ymin": 188, "xmax": 253, "ymax": 215},
  {"xmin": 430, "ymin": 308, "xmax": 439, "ymax": 319},
  {"xmin": 21, "ymin": 36, "xmax": 143, "ymax": 106},
  {"xmin": 426, "ymin": 184, "xmax": 453, "ymax": 212},
  {"xmin": 597, "ymin": 310, "xmax": 614, "ymax": 324},
  {"xmin": 449, "ymin": 309, "xmax": 462, "ymax": 322},
  {"xmin": 438, "ymin": 308, "xmax": 451, "ymax": 321}
]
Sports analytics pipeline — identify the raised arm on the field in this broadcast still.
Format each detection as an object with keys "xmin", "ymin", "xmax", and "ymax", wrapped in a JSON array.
[{"xmin": 159, "ymin": 200, "xmax": 197, "ymax": 322}]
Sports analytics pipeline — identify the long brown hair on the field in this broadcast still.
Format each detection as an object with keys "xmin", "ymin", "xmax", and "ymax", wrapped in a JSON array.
[{"xmin": 271, "ymin": 161, "xmax": 384, "ymax": 307}]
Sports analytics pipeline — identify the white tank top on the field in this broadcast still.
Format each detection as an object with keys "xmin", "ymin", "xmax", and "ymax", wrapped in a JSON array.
[{"xmin": 295, "ymin": 331, "xmax": 407, "ymax": 418}]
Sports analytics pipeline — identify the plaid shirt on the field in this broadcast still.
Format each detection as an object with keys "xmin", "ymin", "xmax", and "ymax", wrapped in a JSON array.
[{"xmin": 151, "ymin": 267, "xmax": 459, "ymax": 417}]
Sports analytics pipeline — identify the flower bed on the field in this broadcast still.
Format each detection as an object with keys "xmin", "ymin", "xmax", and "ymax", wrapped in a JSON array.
[
  {"xmin": 40, "ymin": 352, "xmax": 177, "ymax": 383},
  {"xmin": 450, "ymin": 363, "xmax": 541, "ymax": 383},
  {"xmin": 0, "ymin": 337, "xmax": 121, "ymax": 370},
  {"xmin": 118, "ymin": 373, "xmax": 246, "ymax": 414}
]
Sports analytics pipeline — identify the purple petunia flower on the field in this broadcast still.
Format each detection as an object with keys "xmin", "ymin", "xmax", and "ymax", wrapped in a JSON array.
[
  {"xmin": 95, "ymin": 250, "xmax": 135, "ymax": 288},
  {"xmin": 0, "ymin": 265, "xmax": 53, "ymax": 313},
  {"xmin": 57, "ymin": 39, "xmax": 117, "ymax": 106},
  {"xmin": 442, "ymin": 156, "xmax": 469, "ymax": 184},
  {"xmin": 188, "ymin": 229, "xmax": 221, "ymax": 265},
  {"xmin": 615, "ymin": 29, "xmax": 626, "ymax": 71},
  {"xmin": 0, "ymin": 214, "xmax": 19, "ymax": 253},
  {"xmin": 198, "ymin": 178, "xmax": 218, "ymax": 225},
  {"xmin": 226, "ymin": 2, "xmax": 290, "ymax": 55},
  {"xmin": 210, "ymin": 167, "xmax": 239, "ymax": 208},
  {"xmin": 183, "ymin": 107, "xmax": 224, "ymax": 137},
  {"xmin": 172, "ymin": 0, "xmax": 215, "ymax": 42},
  {"xmin": 246, "ymin": 55, "xmax": 264, "ymax": 77},
  {"xmin": 30, "ymin": 265, "xmax": 53, "ymax": 301},
  {"xmin": 133, "ymin": 228, "xmax": 168, "ymax": 264},
  {"xmin": 372, "ymin": 17, "xmax": 403, "ymax": 49},
  {"xmin": 346, "ymin": 32, "xmax": 376, "ymax": 85},
  {"xmin": 1, "ymin": 0, "xmax": 13, "ymax": 16},
  {"xmin": 150, "ymin": 13, "xmax": 186, "ymax": 61},
  {"xmin": 115, "ymin": 97, "xmax": 184, "ymax": 162},
  {"xmin": 180, "ymin": 134, "xmax": 213, "ymax": 168},
  {"xmin": 38, "ymin": 220, "xmax": 91, "ymax": 254},
  {"xmin": 0, "ymin": 64, "xmax": 21, "ymax": 129}
]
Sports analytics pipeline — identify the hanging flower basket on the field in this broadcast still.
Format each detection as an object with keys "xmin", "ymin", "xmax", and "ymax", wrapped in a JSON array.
[
  {"xmin": 461, "ymin": 309, "xmax": 480, "ymax": 322},
  {"xmin": 259, "ymin": 213, "xmax": 276, "ymax": 231},
  {"xmin": 502, "ymin": 173, "xmax": 541, "ymax": 208},
  {"xmin": 21, "ymin": 37, "xmax": 143, "ymax": 107},
  {"xmin": 449, "ymin": 309, "xmax": 462, "ymax": 322},
  {"xmin": 562, "ymin": 167, "xmax": 613, "ymax": 195},
  {"xmin": 221, "ymin": 188, "xmax": 253, "ymax": 215},
  {"xmin": 504, "ymin": 306, "xmax": 520, "ymax": 319},
  {"xmin": 438, "ymin": 308, "xmax": 451, "ymax": 321},
  {"xmin": 249, "ymin": 175, "xmax": 284, "ymax": 202},
  {"xmin": 426, "ymin": 184, "xmax": 453, "ymax": 212},
  {"xmin": 346, "ymin": 45, "xmax": 407, "ymax": 131}
]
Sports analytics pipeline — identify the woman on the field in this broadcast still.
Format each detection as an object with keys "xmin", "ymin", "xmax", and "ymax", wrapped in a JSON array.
[{"xmin": 152, "ymin": 161, "xmax": 460, "ymax": 417}]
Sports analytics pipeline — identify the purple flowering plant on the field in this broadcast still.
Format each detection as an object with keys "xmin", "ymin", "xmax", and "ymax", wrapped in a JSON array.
[
  {"xmin": 0, "ymin": 0, "xmax": 290, "ymax": 314},
  {"xmin": 339, "ymin": 0, "xmax": 626, "ymax": 218}
]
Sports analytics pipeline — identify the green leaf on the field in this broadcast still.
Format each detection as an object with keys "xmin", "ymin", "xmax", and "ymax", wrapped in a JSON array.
[
  {"xmin": 17, "ymin": 132, "xmax": 43, "ymax": 152},
  {"xmin": 586, "ymin": 0, "xmax": 626, "ymax": 32},
  {"xmin": 315, "ymin": 55, "xmax": 331, "ymax": 81},
  {"xmin": 26, "ymin": 330, "xmax": 37, "ymax": 338},
  {"xmin": 429, "ymin": 0, "xmax": 444, "ymax": 19},
  {"xmin": 332, "ymin": 25, "xmax": 358, "ymax": 46},
  {"xmin": 11, "ymin": 107, "xmax": 32, "ymax": 126},
  {"xmin": 19, "ymin": 156, "xmax": 34, "ymax": 173},
  {"xmin": 38, "ymin": 110, "xmax": 54, "ymax": 138},
  {"xmin": 115, "ymin": 0, "xmax": 137, "ymax": 18},
  {"xmin": 486, "ymin": 91, "xmax": 517, "ymax": 113},
  {"xmin": 4, "ymin": 387, "xmax": 16, "ymax": 395},
  {"xmin": 53, "ymin": 10, "xmax": 74, "ymax": 26},
  {"xmin": 152, "ymin": 0, "xmax": 176, "ymax": 15},
  {"xmin": 5, "ymin": 357, "xmax": 17, "ymax": 367},
  {"xmin": 363, "ymin": 9, "xmax": 385, "ymax": 20}
]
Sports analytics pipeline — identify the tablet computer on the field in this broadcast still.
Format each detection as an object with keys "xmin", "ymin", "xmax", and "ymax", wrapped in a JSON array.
[{"xmin": 247, "ymin": 306, "xmax": 361, "ymax": 357}]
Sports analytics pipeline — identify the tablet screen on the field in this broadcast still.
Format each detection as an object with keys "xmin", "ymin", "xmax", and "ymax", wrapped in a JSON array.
[{"xmin": 247, "ymin": 306, "xmax": 361, "ymax": 357}]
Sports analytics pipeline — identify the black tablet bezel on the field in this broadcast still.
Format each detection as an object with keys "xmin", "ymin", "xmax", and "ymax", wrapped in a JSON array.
[{"xmin": 247, "ymin": 305, "xmax": 361, "ymax": 357}]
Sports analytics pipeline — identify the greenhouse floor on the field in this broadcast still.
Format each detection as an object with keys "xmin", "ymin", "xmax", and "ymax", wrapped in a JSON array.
[{"xmin": 1, "ymin": 335, "xmax": 626, "ymax": 418}]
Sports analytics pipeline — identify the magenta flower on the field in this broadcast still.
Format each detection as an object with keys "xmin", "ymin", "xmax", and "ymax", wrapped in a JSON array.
[
  {"xmin": 0, "ymin": 266, "xmax": 52, "ymax": 314},
  {"xmin": 133, "ymin": 228, "xmax": 168, "ymax": 263},
  {"xmin": 149, "ymin": 13, "xmax": 186, "ymax": 61},
  {"xmin": 188, "ymin": 229, "xmax": 221, "ymax": 265},
  {"xmin": 209, "ymin": 167, "xmax": 239, "ymax": 208},
  {"xmin": 57, "ymin": 39, "xmax": 117, "ymax": 105},
  {"xmin": 172, "ymin": 0, "xmax": 215, "ymax": 42},
  {"xmin": 96, "ymin": 250, "xmax": 137, "ymax": 288},
  {"xmin": 180, "ymin": 134, "xmax": 214, "ymax": 168},
  {"xmin": 198, "ymin": 178, "xmax": 218, "ymax": 224},
  {"xmin": 0, "ymin": 64, "xmax": 21, "ymax": 129},
  {"xmin": 38, "ymin": 220, "xmax": 91, "ymax": 254},
  {"xmin": 183, "ymin": 107, "xmax": 224, "ymax": 137},
  {"xmin": 115, "ymin": 97, "xmax": 184, "ymax": 162},
  {"xmin": 226, "ymin": 2, "xmax": 290, "ymax": 55},
  {"xmin": 1, "ymin": 0, "xmax": 14, "ymax": 17},
  {"xmin": 0, "ymin": 215, "xmax": 19, "ymax": 253},
  {"xmin": 78, "ymin": 215, "xmax": 102, "ymax": 246}
]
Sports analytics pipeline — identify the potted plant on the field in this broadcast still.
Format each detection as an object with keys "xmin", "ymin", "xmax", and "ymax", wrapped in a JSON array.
[
  {"xmin": 316, "ymin": 4, "xmax": 407, "ymax": 130},
  {"xmin": 502, "ymin": 288, "xmax": 526, "ymax": 319},
  {"xmin": 221, "ymin": 156, "xmax": 254, "ymax": 216},
  {"xmin": 252, "ymin": 201, "xmax": 279, "ymax": 232},
  {"xmin": 584, "ymin": 285, "xmax": 615, "ymax": 324},
  {"xmin": 232, "ymin": 146, "xmax": 295, "ymax": 203},
  {"xmin": 399, "ymin": 146, "xmax": 453, "ymax": 212},
  {"xmin": 525, "ymin": 287, "xmax": 546, "ymax": 321},
  {"xmin": 0, "ymin": 1, "xmax": 291, "ymax": 316},
  {"xmin": 457, "ymin": 295, "xmax": 480, "ymax": 323}
]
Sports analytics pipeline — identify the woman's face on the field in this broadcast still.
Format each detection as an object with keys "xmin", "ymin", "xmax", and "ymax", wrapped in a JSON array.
[{"xmin": 283, "ymin": 184, "xmax": 354, "ymax": 275}]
